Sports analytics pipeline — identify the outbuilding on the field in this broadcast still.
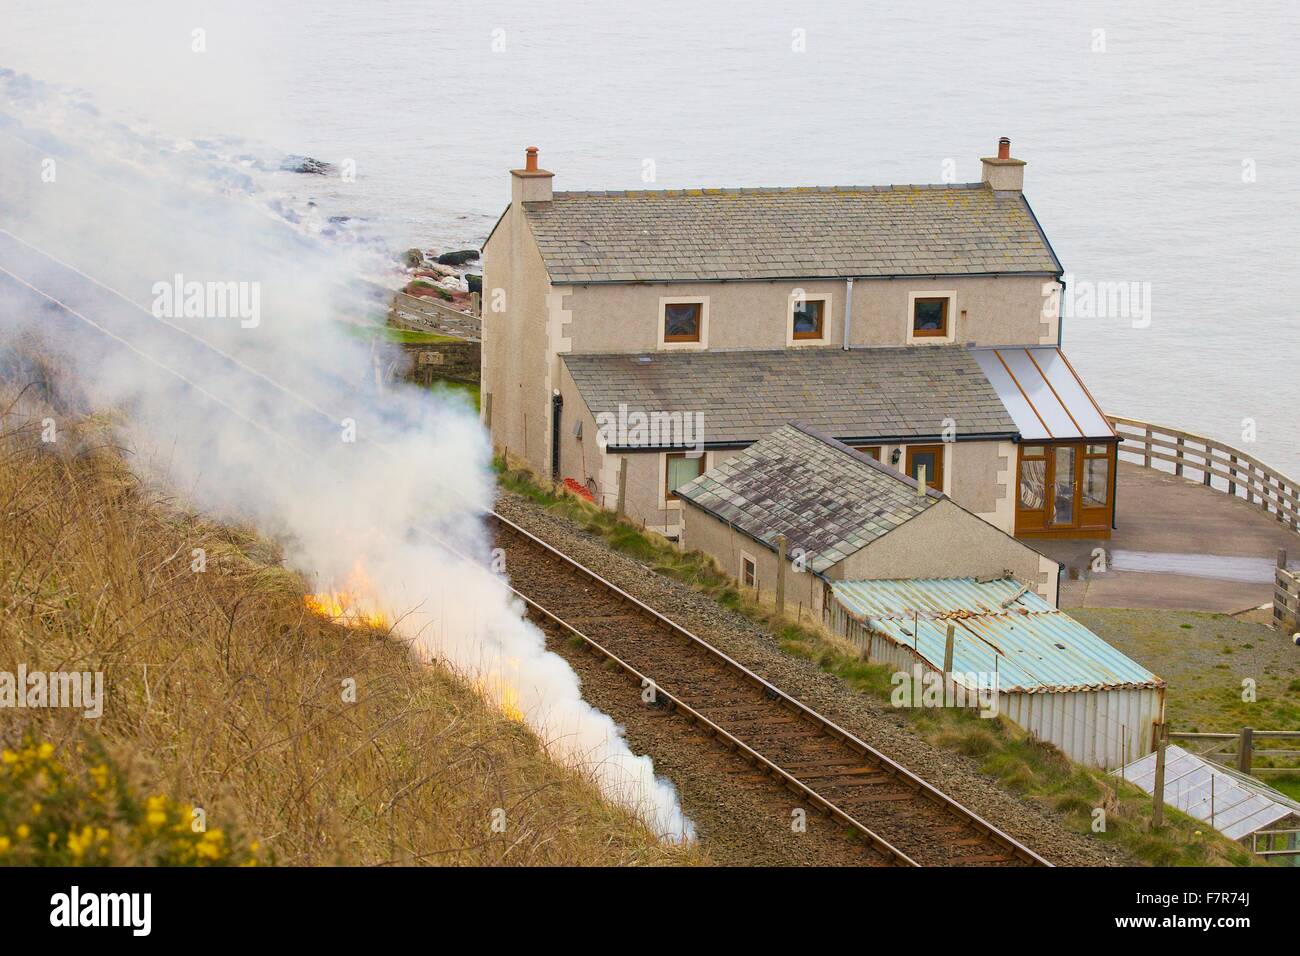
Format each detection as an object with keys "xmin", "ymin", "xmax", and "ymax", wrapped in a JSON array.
[
  {"xmin": 675, "ymin": 422, "xmax": 1061, "ymax": 617},
  {"xmin": 828, "ymin": 576, "xmax": 1165, "ymax": 769}
]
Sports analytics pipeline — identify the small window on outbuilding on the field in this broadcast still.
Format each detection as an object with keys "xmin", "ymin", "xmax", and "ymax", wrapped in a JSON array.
[{"xmin": 741, "ymin": 555, "xmax": 757, "ymax": 589}]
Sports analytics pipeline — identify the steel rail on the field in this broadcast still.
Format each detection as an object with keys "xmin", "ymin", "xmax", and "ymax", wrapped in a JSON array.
[{"xmin": 490, "ymin": 513, "xmax": 1052, "ymax": 867}]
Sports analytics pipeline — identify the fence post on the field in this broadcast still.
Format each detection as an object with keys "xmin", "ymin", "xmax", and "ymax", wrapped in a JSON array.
[
  {"xmin": 1144, "ymin": 426, "xmax": 1152, "ymax": 468},
  {"xmin": 943, "ymin": 623, "xmax": 956, "ymax": 708},
  {"xmin": 775, "ymin": 534, "xmax": 787, "ymax": 616},
  {"xmin": 1228, "ymin": 454, "xmax": 1237, "ymax": 496},
  {"xmin": 1174, "ymin": 435, "xmax": 1184, "ymax": 476},
  {"xmin": 615, "ymin": 456, "xmax": 628, "ymax": 519},
  {"xmin": 1238, "ymin": 726, "xmax": 1254, "ymax": 774},
  {"xmin": 1278, "ymin": 550, "xmax": 1289, "ymax": 631},
  {"xmin": 1152, "ymin": 723, "xmax": 1168, "ymax": 829},
  {"xmin": 1203, "ymin": 443, "xmax": 1213, "ymax": 487}
]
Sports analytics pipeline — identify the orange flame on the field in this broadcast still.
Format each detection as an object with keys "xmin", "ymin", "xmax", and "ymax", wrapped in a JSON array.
[
  {"xmin": 304, "ymin": 563, "xmax": 388, "ymax": 629},
  {"xmin": 473, "ymin": 669, "xmax": 525, "ymax": 723}
]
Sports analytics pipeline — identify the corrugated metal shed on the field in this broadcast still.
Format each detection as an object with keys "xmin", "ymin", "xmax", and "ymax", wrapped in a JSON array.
[
  {"xmin": 826, "ymin": 577, "xmax": 1165, "ymax": 768},
  {"xmin": 1114, "ymin": 745, "xmax": 1300, "ymax": 841},
  {"xmin": 829, "ymin": 578, "xmax": 1162, "ymax": 693}
]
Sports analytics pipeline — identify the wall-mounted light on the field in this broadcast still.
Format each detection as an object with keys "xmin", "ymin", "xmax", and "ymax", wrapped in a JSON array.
[{"xmin": 890, "ymin": 448, "xmax": 902, "ymax": 466}]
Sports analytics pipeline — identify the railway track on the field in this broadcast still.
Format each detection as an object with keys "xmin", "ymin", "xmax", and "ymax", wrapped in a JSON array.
[{"xmin": 491, "ymin": 513, "xmax": 1052, "ymax": 868}]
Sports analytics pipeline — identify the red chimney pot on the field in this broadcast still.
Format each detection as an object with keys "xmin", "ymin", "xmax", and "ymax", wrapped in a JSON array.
[
  {"xmin": 997, "ymin": 137, "xmax": 1011, "ymax": 160},
  {"xmin": 525, "ymin": 146, "xmax": 539, "ymax": 172}
]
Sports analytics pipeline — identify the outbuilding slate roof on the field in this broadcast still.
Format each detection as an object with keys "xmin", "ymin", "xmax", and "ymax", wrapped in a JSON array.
[
  {"xmin": 675, "ymin": 423, "xmax": 941, "ymax": 573},
  {"xmin": 562, "ymin": 346, "xmax": 1018, "ymax": 447},
  {"xmin": 523, "ymin": 183, "xmax": 1061, "ymax": 283}
]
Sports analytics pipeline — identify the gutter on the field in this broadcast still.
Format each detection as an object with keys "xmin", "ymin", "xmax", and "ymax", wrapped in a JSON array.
[{"xmin": 604, "ymin": 431, "xmax": 1021, "ymax": 454}]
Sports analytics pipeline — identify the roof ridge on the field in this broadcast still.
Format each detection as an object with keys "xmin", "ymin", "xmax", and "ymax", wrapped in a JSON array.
[{"xmin": 551, "ymin": 182, "xmax": 989, "ymax": 199}]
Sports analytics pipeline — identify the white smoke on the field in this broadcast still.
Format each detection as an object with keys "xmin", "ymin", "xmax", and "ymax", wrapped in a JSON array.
[{"xmin": 0, "ymin": 69, "xmax": 693, "ymax": 841}]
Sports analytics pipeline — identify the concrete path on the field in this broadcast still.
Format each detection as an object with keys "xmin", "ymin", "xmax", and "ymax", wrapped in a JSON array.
[{"xmin": 1036, "ymin": 462, "xmax": 1299, "ymax": 613}]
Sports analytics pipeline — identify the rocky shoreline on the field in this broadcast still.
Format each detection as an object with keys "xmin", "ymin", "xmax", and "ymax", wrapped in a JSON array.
[{"xmin": 400, "ymin": 245, "xmax": 482, "ymax": 310}]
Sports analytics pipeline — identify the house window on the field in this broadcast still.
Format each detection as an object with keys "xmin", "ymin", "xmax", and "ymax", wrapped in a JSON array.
[
  {"xmin": 912, "ymin": 297, "xmax": 949, "ymax": 337},
  {"xmin": 792, "ymin": 298, "xmax": 825, "ymax": 340},
  {"xmin": 1019, "ymin": 444, "xmax": 1046, "ymax": 510},
  {"xmin": 665, "ymin": 452, "xmax": 703, "ymax": 500},
  {"xmin": 741, "ymin": 555, "xmax": 757, "ymax": 589},
  {"xmin": 1083, "ymin": 444, "xmax": 1110, "ymax": 507},
  {"xmin": 906, "ymin": 444, "xmax": 944, "ymax": 491},
  {"xmin": 849, "ymin": 444, "xmax": 882, "ymax": 461},
  {"xmin": 663, "ymin": 302, "xmax": 702, "ymax": 343}
]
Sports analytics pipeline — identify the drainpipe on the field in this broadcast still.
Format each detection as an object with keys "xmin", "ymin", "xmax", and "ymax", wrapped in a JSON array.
[
  {"xmin": 1056, "ymin": 273, "xmax": 1066, "ymax": 348},
  {"xmin": 550, "ymin": 389, "xmax": 563, "ymax": 483},
  {"xmin": 842, "ymin": 277, "xmax": 855, "ymax": 350}
]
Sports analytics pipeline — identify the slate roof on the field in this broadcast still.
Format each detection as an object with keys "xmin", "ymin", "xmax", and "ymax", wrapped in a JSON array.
[
  {"xmin": 675, "ymin": 423, "xmax": 940, "ymax": 573},
  {"xmin": 562, "ymin": 346, "xmax": 1018, "ymax": 447},
  {"xmin": 522, "ymin": 184, "xmax": 1061, "ymax": 283}
]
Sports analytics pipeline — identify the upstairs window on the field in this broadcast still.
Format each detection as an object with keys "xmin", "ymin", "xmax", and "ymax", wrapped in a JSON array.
[
  {"xmin": 792, "ymin": 299, "xmax": 825, "ymax": 339},
  {"xmin": 912, "ymin": 297, "xmax": 949, "ymax": 337},
  {"xmin": 663, "ymin": 302, "xmax": 703, "ymax": 343}
]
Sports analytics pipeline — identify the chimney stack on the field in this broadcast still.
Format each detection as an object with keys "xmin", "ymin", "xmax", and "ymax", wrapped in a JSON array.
[
  {"xmin": 981, "ymin": 136, "xmax": 1025, "ymax": 194},
  {"xmin": 511, "ymin": 145, "xmax": 553, "ymax": 204}
]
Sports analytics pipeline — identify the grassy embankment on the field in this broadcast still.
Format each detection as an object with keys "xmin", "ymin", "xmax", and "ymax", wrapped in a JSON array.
[
  {"xmin": 497, "ymin": 456, "xmax": 1266, "ymax": 866},
  {"xmin": 0, "ymin": 400, "xmax": 697, "ymax": 866}
]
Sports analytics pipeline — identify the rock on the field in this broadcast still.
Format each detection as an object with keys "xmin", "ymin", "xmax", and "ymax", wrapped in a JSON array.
[
  {"xmin": 279, "ymin": 155, "xmax": 335, "ymax": 175},
  {"xmin": 436, "ymin": 249, "xmax": 480, "ymax": 266},
  {"xmin": 402, "ymin": 248, "xmax": 424, "ymax": 268},
  {"xmin": 466, "ymin": 274, "xmax": 482, "ymax": 294},
  {"xmin": 418, "ymin": 262, "xmax": 458, "ymax": 278}
]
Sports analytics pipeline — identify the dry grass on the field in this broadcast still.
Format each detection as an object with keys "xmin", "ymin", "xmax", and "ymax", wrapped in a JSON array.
[{"xmin": 0, "ymin": 393, "xmax": 699, "ymax": 866}]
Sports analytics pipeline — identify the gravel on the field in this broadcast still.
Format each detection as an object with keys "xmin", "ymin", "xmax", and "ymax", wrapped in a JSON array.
[{"xmin": 496, "ymin": 491, "xmax": 1133, "ymax": 867}]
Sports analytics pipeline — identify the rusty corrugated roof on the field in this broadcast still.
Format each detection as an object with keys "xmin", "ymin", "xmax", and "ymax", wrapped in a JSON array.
[{"xmin": 831, "ymin": 577, "xmax": 1163, "ymax": 692}]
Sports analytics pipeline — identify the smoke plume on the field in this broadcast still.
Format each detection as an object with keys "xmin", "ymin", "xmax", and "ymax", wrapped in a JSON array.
[{"xmin": 0, "ymin": 69, "xmax": 693, "ymax": 841}]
